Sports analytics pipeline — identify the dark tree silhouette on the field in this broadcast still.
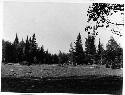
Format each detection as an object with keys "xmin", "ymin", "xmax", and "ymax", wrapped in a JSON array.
[
  {"xmin": 2, "ymin": 40, "xmax": 16, "ymax": 63},
  {"xmin": 37, "ymin": 46, "xmax": 45, "ymax": 64},
  {"xmin": 85, "ymin": 34, "xmax": 96, "ymax": 64},
  {"xmin": 105, "ymin": 36, "xmax": 123, "ymax": 69},
  {"xmin": 2, "ymin": 32, "xmax": 123, "ymax": 69},
  {"xmin": 2, "ymin": 33, "xmax": 60, "ymax": 65},
  {"xmin": 69, "ymin": 42, "xmax": 75, "ymax": 65},
  {"xmin": 58, "ymin": 51, "xmax": 68, "ymax": 65},
  {"xmin": 52, "ymin": 54, "xmax": 59, "ymax": 64},
  {"xmin": 73, "ymin": 33, "xmax": 85, "ymax": 65},
  {"xmin": 14, "ymin": 33, "xmax": 19, "ymax": 45},
  {"xmin": 17, "ymin": 39, "xmax": 25, "ymax": 62},
  {"xmin": 13, "ymin": 33, "xmax": 20, "ymax": 62},
  {"xmin": 96, "ymin": 38, "xmax": 105, "ymax": 64},
  {"xmin": 30, "ymin": 34, "xmax": 38, "ymax": 63},
  {"xmin": 24, "ymin": 36, "xmax": 31, "ymax": 65}
]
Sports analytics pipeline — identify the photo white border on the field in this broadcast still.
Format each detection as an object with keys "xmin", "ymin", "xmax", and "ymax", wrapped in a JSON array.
[{"xmin": 0, "ymin": 0, "xmax": 124, "ymax": 95}]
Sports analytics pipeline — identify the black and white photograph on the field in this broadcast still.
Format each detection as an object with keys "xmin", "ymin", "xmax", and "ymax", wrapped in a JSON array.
[{"xmin": 1, "ymin": 0, "xmax": 124, "ymax": 94}]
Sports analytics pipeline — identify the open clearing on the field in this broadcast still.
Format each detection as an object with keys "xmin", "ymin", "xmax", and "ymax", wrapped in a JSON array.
[
  {"xmin": 1, "ymin": 63, "xmax": 123, "ymax": 94},
  {"xmin": 1, "ymin": 63, "xmax": 123, "ymax": 78}
]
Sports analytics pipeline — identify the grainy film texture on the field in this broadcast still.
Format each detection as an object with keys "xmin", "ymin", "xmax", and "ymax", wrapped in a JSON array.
[{"xmin": 2, "ymin": 2, "xmax": 123, "ymax": 94}]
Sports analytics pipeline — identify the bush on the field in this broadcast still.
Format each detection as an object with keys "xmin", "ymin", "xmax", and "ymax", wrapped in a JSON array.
[
  {"xmin": 19, "ymin": 61, "xmax": 29, "ymax": 65},
  {"xmin": 106, "ymin": 64, "xmax": 110, "ymax": 68},
  {"xmin": 111, "ymin": 64, "xmax": 121, "ymax": 69}
]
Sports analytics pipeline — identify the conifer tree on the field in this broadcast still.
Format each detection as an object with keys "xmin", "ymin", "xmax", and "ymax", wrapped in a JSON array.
[
  {"xmin": 58, "ymin": 51, "xmax": 68, "ymax": 65},
  {"xmin": 13, "ymin": 33, "xmax": 19, "ymax": 62},
  {"xmin": 25, "ymin": 35, "xmax": 30, "ymax": 64},
  {"xmin": 52, "ymin": 54, "xmax": 59, "ymax": 64},
  {"xmin": 85, "ymin": 34, "xmax": 96, "ymax": 64},
  {"xmin": 31, "ymin": 34, "xmax": 38, "ymax": 63},
  {"xmin": 96, "ymin": 38, "xmax": 104, "ymax": 64},
  {"xmin": 106, "ymin": 36, "xmax": 122, "ymax": 69},
  {"xmin": 2, "ymin": 40, "xmax": 14, "ymax": 63},
  {"xmin": 14, "ymin": 33, "xmax": 19, "ymax": 45},
  {"xmin": 69, "ymin": 42, "xmax": 75, "ymax": 65},
  {"xmin": 74, "ymin": 33, "xmax": 85, "ymax": 65},
  {"xmin": 32, "ymin": 34, "xmax": 37, "ymax": 50},
  {"xmin": 18, "ymin": 38, "xmax": 25, "ymax": 62},
  {"xmin": 37, "ymin": 46, "xmax": 45, "ymax": 64}
]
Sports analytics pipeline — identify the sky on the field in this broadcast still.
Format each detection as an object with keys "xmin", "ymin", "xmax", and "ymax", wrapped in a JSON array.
[{"xmin": 3, "ymin": 1, "xmax": 123, "ymax": 54}]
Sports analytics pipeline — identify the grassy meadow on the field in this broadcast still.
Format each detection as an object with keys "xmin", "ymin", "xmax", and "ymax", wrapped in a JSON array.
[{"xmin": 1, "ymin": 63, "xmax": 123, "ymax": 78}]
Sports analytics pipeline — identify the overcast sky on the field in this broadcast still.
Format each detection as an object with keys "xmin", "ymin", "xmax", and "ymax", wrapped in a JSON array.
[{"xmin": 3, "ymin": 1, "xmax": 123, "ymax": 54}]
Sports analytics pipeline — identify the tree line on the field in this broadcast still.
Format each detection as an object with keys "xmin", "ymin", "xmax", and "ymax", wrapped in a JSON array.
[
  {"xmin": 2, "ymin": 34, "xmax": 58, "ymax": 65},
  {"xmin": 2, "ymin": 33, "xmax": 123, "ymax": 69}
]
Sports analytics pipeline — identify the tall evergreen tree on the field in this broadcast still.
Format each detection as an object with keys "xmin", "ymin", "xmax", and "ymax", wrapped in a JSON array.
[
  {"xmin": 14, "ymin": 33, "xmax": 19, "ymax": 45},
  {"xmin": 18, "ymin": 38, "xmax": 25, "ymax": 62},
  {"xmin": 13, "ymin": 33, "xmax": 19, "ymax": 62},
  {"xmin": 74, "ymin": 33, "xmax": 85, "ymax": 65},
  {"xmin": 96, "ymin": 38, "xmax": 104, "ymax": 64},
  {"xmin": 31, "ymin": 33, "xmax": 38, "ymax": 63},
  {"xmin": 25, "ymin": 35, "xmax": 30, "ymax": 64},
  {"xmin": 58, "ymin": 51, "xmax": 68, "ymax": 65},
  {"xmin": 85, "ymin": 34, "xmax": 96, "ymax": 64},
  {"xmin": 37, "ymin": 46, "xmax": 45, "ymax": 64},
  {"xmin": 31, "ymin": 34, "xmax": 37, "ymax": 50},
  {"xmin": 106, "ymin": 36, "xmax": 122, "ymax": 69},
  {"xmin": 2, "ymin": 40, "xmax": 13, "ymax": 63},
  {"xmin": 44, "ymin": 50, "xmax": 52, "ymax": 64},
  {"xmin": 69, "ymin": 42, "xmax": 75, "ymax": 65},
  {"xmin": 52, "ymin": 54, "xmax": 59, "ymax": 64}
]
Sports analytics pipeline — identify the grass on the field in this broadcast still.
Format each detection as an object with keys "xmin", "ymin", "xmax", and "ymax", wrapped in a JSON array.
[
  {"xmin": 1, "ymin": 63, "xmax": 123, "ymax": 78},
  {"xmin": 1, "ymin": 63, "xmax": 123, "ymax": 94}
]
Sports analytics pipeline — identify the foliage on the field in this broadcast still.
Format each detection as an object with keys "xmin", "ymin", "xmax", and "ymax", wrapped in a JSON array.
[
  {"xmin": 68, "ymin": 42, "xmax": 75, "ymax": 65},
  {"xmin": 85, "ymin": 34, "xmax": 96, "ymax": 64},
  {"xmin": 70, "ymin": 33, "xmax": 85, "ymax": 65},
  {"xmin": 2, "ymin": 40, "xmax": 15, "ymax": 63},
  {"xmin": 96, "ymin": 38, "xmax": 105, "ymax": 64},
  {"xmin": 58, "ymin": 51, "xmax": 68, "ymax": 65},
  {"xmin": 37, "ymin": 46, "xmax": 45, "ymax": 64},
  {"xmin": 2, "ymin": 33, "xmax": 59, "ymax": 65},
  {"xmin": 105, "ymin": 36, "xmax": 123, "ymax": 69},
  {"xmin": 2, "ymin": 33, "xmax": 123, "ymax": 69},
  {"xmin": 74, "ymin": 33, "xmax": 85, "ymax": 65},
  {"xmin": 85, "ymin": 3, "xmax": 124, "ymax": 36}
]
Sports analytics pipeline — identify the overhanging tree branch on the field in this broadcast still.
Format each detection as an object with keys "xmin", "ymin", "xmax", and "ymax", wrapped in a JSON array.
[{"xmin": 86, "ymin": 3, "xmax": 124, "ymax": 37}]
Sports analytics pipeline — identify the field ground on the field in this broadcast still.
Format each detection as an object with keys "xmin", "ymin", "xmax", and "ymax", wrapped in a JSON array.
[
  {"xmin": 1, "ymin": 63, "xmax": 123, "ymax": 94},
  {"xmin": 1, "ymin": 63, "xmax": 123, "ymax": 78},
  {"xmin": 1, "ymin": 76, "xmax": 122, "ymax": 94}
]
